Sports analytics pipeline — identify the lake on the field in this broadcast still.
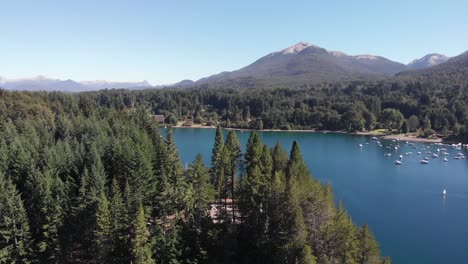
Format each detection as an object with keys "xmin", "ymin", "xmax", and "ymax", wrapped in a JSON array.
[{"xmin": 163, "ymin": 128, "xmax": 468, "ymax": 264}]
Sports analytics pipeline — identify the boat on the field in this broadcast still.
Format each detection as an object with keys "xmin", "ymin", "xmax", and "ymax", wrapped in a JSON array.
[
  {"xmin": 443, "ymin": 189, "xmax": 447, "ymax": 196},
  {"xmin": 420, "ymin": 160, "xmax": 429, "ymax": 164},
  {"xmin": 443, "ymin": 158, "xmax": 448, "ymax": 162},
  {"xmin": 432, "ymin": 153, "xmax": 439, "ymax": 158},
  {"xmin": 359, "ymin": 144, "xmax": 363, "ymax": 148},
  {"xmin": 372, "ymin": 137, "xmax": 378, "ymax": 140},
  {"xmin": 394, "ymin": 160, "xmax": 402, "ymax": 165},
  {"xmin": 424, "ymin": 157, "xmax": 429, "ymax": 161},
  {"xmin": 384, "ymin": 153, "xmax": 392, "ymax": 157},
  {"xmin": 417, "ymin": 152, "xmax": 421, "ymax": 155},
  {"xmin": 399, "ymin": 155, "xmax": 403, "ymax": 160}
]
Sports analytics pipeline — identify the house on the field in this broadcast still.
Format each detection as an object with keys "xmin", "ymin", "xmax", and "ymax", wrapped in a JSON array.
[{"xmin": 151, "ymin": 114, "xmax": 165, "ymax": 123}]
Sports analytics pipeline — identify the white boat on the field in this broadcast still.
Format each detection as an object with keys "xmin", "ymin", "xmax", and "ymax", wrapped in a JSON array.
[
  {"xmin": 399, "ymin": 155, "xmax": 403, "ymax": 160},
  {"xmin": 384, "ymin": 153, "xmax": 392, "ymax": 157},
  {"xmin": 394, "ymin": 160, "xmax": 402, "ymax": 165},
  {"xmin": 372, "ymin": 137, "xmax": 378, "ymax": 140},
  {"xmin": 359, "ymin": 144, "xmax": 363, "ymax": 148},
  {"xmin": 443, "ymin": 158, "xmax": 448, "ymax": 162},
  {"xmin": 443, "ymin": 189, "xmax": 447, "ymax": 196},
  {"xmin": 420, "ymin": 160, "xmax": 429, "ymax": 164},
  {"xmin": 424, "ymin": 157, "xmax": 429, "ymax": 161},
  {"xmin": 417, "ymin": 152, "xmax": 421, "ymax": 155},
  {"xmin": 432, "ymin": 153, "xmax": 439, "ymax": 158}
]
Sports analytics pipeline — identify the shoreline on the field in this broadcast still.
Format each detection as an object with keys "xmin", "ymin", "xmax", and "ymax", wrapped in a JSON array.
[
  {"xmin": 171, "ymin": 125, "xmax": 454, "ymax": 144},
  {"xmin": 381, "ymin": 134, "xmax": 443, "ymax": 143}
]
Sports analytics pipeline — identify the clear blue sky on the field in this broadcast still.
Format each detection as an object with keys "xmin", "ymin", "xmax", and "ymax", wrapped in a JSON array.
[{"xmin": 1, "ymin": 0, "xmax": 467, "ymax": 85}]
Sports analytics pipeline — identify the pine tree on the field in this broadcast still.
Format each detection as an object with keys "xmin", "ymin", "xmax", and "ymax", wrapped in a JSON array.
[
  {"xmin": 153, "ymin": 132, "xmax": 171, "ymax": 217},
  {"xmin": 95, "ymin": 192, "xmax": 112, "ymax": 263},
  {"xmin": 132, "ymin": 204, "xmax": 154, "ymax": 264},
  {"xmin": 188, "ymin": 154, "xmax": 215, "ymax": 227},
  {"xmin": 0, "ymin": 173, "xmax": 32, "ymax": 264},
  {"xmin": 357, "ymin": 224, "xmax": 382, "ymax": 264},
  {"xmin": 299, "ymin": 244, "xmax": 317, "ymax": 264},
  {"xmin": 164, "ymin": 127, "xmax": 185, "ymax": 214},
  {"xmin": 210, "ymin": 125, "xmax": 224, "ymax": 189},
  {"xmin": 0, "ymin": 138, "xmax": 8, "ymax": 174},
  {"xmin": 29, "ymin": 170, "xmax": 66, "ymax": 263},
  {"xmin": 287, "ymin": 141, "xmax": 313, "ymax": 197},
  {"xmin": 271, "ymin": 143, "xmax": 288, "ymax": 174},
  {"xmin": 283, "ymin": 176, "xmax": 312, "ymax": 263},
  {"xmin": 224, "ymin": 130, "xmax": 242, "ymax": 222},
  {"xmin": 109, "ymin": 178, "xmax": 131, "ymax": 263},
  {"xmin": 244, "ymin": 132, "xmax": 263, "ymax": 176},
  {"xmin": 322, "ymin": 204, "xmax": 359, "ymax": 263},
  {"xmin": 129, "ymin": 146, "xmax": 155, "ymax": 205},
  {"xmin": 240, "ymin": 133, "xmax": 268, "ymax": 258}
]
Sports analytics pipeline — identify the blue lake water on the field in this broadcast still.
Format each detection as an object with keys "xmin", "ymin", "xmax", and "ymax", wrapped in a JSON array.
[{"xmin": 164, "ymin": 128, "xmax": 468, "ymax": 264}]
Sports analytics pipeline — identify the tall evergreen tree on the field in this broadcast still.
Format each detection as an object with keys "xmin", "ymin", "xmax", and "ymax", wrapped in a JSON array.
[
  {"xmin": 132, "ymin": 204, "xmax": 154, "ymax": 264},
  {"xmin": 188, "ymin": 154, "xmax": 215, "ymax": 228},
  {"xmin": 224, "ymin": 130, "xmax": 242, "ymax": 222},
  {"xmin": 109, "ymin": 178, "xmax": 131, "ymax": 263},
  {"xmin": 271, "ymin": 143, "xmax": 288, "ymax": 174},
  {"xmin": 210, "ymin": 125, "xmax": 224, "ymax": 188},
  {"xmin": 357, "ymin": 224, "xmax": 382, "ymax": 264},
  {"xmin": 95, "ymin": 192, "xmax": 112, "ymax": 263},
  {"xmin": 0, "ymin": 173, "xmax": 32, "ymax": 264}
]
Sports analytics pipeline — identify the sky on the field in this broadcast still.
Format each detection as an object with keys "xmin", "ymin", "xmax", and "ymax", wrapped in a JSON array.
[{"xmin": 1, "ymin": 0, "xmax": 467, "ymax": 85}]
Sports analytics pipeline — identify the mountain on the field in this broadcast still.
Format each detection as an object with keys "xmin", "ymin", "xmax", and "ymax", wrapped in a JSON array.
[
  {"xmin": 80, "ymin": 80, "xmax": 152, "ymax": 90},
  {"xmin": 0, "ymin": 76, "xmax": 153, "ymax": 92},
  {"xmin": 172, "ymin": 79, "xmax": 195, "ymax": 87},
  {"xmin": 195, "ymin": 42, "xmax": 409, "ymax": 85},
  {"xmin": 397, "ymin": 51, "xmax": 468, "ymax": 85},
  {"xmin": 407, "ymin": 53, "xmax": 450, "ymax": 69}
]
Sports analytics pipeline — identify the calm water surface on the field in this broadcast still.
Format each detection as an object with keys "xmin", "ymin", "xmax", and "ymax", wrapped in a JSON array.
[{"xmin": 163, "ymin": 128, "xmax": 468, "ymax": 264}]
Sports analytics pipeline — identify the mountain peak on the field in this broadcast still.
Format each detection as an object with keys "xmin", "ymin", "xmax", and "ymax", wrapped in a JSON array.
[
  {"xmin": 408, "ymin": 53, "xmax": 449, "ymax": 69},
  {"xmin": 353, "ymin": 54, "xmax": 380, "ymax": 60},
  {"xmin": 280, "ymin": 41, "xmax": 317, "ymax": 54}
]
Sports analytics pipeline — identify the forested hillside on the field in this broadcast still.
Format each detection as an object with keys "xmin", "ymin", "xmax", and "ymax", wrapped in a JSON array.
[
  {"xmin": 0, "ymin": 90, "xmax": 389, "ymax": 263},
  {"xmin": 69, "ymin": 78, "xmax": 468, "ymax": 142}
]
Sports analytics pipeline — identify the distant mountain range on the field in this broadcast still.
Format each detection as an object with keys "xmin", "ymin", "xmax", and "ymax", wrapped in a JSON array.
[
  {"xmin": 178, "ymin": 42, "xmax": 464, "ymax": 87},
  {"xmin": 397, "ymin": 51, "xmax": 468, "ymax": 86},
  {"xmin": 0, "ymin": 76, "xmax": 153, "ymax": 92},
  {"xmin": 196, "ymin": 42, "xmax": 409, "ymax": 85},
  {"xmin": 2, "ymin": 42, "xmax": 466, "ymax": 91}
]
